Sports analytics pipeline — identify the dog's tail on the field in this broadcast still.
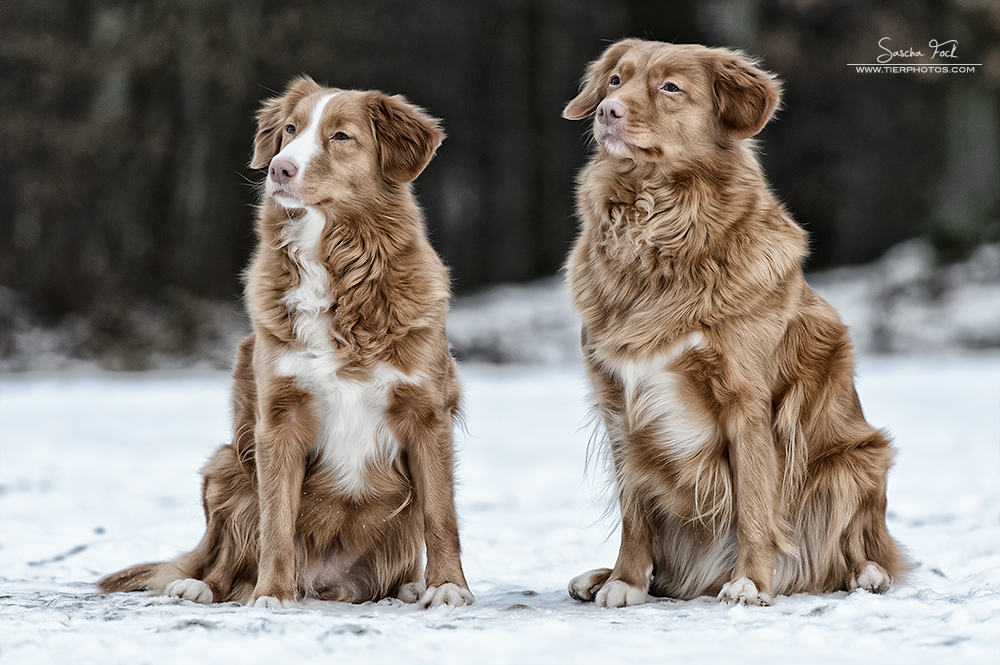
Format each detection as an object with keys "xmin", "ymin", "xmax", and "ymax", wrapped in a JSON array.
[{"xmin": 97, "ymin": 562, "xmax": 165, "ymax": 593}]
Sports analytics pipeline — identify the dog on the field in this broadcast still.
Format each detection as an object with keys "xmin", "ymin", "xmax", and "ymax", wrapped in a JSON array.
[
  {"xmin": 98, "ymin": 77, "xmax": 474, "ymax": 609},
  {"xmin": 562, "ymin": 39, "xmax": 908, "ymax": 607}
]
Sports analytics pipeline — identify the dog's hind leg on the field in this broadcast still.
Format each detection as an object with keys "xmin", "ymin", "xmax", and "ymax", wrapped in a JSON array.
[
  {"xmin": 568, "ymin": 568, "xmax": 612, "ymax": 602},
  {"xmin": 393, "ymin": 550, "xmax": 428, "ymax": 604},
  {"xmin": 97, "ymin": 558, "xmax": 198, "ymax": 596},
  {"xmin": 837, "ymin": 435, "xmax": 909, "ymax": 593},
  {"xmin": 156, "ymin": 442, "xmax": 260, "ymax": 604},
  {"xmin": 97, "ymin": 561, "xmax": 166, "ymax": 594},
  {"xmin": 796, "ymin": 430, "xmax": 909, "ymax": 595},
  {"xmin": 186, "ymin": 447, "xmax": 261, "ymax": 604}
]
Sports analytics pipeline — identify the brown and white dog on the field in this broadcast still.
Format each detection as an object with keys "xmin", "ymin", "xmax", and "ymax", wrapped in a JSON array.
[
  {"xmin": 98, "ymin": 77, "xmax": 474, "ymax": 609},
  {"xmin": 563, "ymin": 40, "xmax": 908, "ymax": 606}
]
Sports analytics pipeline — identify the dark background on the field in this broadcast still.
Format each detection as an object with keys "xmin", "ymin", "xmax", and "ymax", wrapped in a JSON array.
[{"xmin": 1, "ymin": 0, "xmax": 998, "ymax": 366}]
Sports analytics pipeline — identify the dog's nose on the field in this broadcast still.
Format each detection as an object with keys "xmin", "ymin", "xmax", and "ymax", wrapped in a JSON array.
[
  {"xmin": 596, "ymin": 100, "xmax": 627, "ymax": 126},
  {"xmin": 269, "ymin": 159, "xmax": 298, "ymax": 185}
]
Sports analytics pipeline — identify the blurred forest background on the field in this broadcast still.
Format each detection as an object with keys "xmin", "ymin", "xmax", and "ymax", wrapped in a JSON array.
[{"xmin": 1, "ymin": 0, "xmax": 998, "ymax": 369}]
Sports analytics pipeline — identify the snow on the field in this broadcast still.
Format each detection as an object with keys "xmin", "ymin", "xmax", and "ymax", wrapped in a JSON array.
[
  {"xmin": 2, "ymin": 352, "xmax": 998, "ymax": 664},
  {"xmin": 446, "ymin": 241, "xmax": 1000, "ymax": 364},
  {"xmin": 1, "ymin": 240, "xmax": 996, "ymax": 371}
]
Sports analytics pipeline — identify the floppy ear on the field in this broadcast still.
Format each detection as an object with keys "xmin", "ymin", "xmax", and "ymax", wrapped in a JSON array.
[
  {"xmin": 368, "ymin": 93, "xmax": 444, "ymax": 184},
  {"xmin": 563, "ymin": 39, "xmax": 642, "ymax": 120},
  {"xmin": 250, "ymin": 76, "xmax": 323, "ymax": 169},
  {"xmin": 710, "ymin": 51, "xmax": 781, "ymax": 139}
]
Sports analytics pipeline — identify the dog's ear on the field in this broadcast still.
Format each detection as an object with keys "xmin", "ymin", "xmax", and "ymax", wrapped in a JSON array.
[
  {"xmin": 710, "ymin": 51, "xmax": 781, "ymax": 139},
  {"xmin": 250, "ymin": 76, "xmax": 323, "ymax": 169},
  {"xmin": 563, "ymin": 39, "xmax": 642, "ymax": 120},
  {"xmin": 368, "ymin": 93, "xmax": 444, "ymax": 184}
]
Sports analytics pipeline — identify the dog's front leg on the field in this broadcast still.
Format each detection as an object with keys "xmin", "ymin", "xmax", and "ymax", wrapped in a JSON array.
[
  {"xmin": 720, "ymin": 405, "xmax": 783, "ymax": 606},
  {"xmin": 411, "ymin": 429, "xmax": 474, "ymax": 609},
  {"xmin": 391, "ymin": 385, "xmax": 473, "ymax": 609},
  {"xmin": 250, "ymin": 377, "xmax": 317, "ymax": 609},
  {"xmin": 597, "ymin": 489, "xmax": 654, "ymax": 608}
]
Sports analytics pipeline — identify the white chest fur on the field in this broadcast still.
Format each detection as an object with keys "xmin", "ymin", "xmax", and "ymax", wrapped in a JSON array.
[
  {"xmin": 275, "ymin": 350, "xmax": 410, "ymax": 498},
  {"xmin": 282, "ymin": 208, "xmax": 336, "ymax": 352},
  {"xmin": 601, "ymin": 332, "xmax": 717, "ymax": 459},
  {"xmin": 274, "ymin": 207, "xmax": 409, "ymax": 498}
]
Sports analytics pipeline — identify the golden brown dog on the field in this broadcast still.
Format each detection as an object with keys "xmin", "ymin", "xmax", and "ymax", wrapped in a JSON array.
[
  {"xmin": 98, "ymin": 77, "xmax": 473, "ymax": 609},
  {"xmin": 563, "ymin": 40, "xmax": 908, "ymax": 607}
]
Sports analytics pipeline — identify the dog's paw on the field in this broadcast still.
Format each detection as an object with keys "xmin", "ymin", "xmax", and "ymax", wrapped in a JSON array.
[
  {"xmin": 718, "ymin": 577, "xmax": 773, "ymax": 606},
  {"xmin": 251, "ymin": 595, "xmax": 297, "ymax": 610},
  {"xmin": 595, "ymin": 579, "xmax": 648, "ymax": 608},
  {"xmin": 568, "ymin": 568, "xmax": 613, "ymax": 602},
  {"xmin": 397, "ymin": 581, "xmax": 427, "ymax": 604},
  {"xmin": 165, "ymin": 578, "xmax": 213, "ymax": 605},
  {"xmin": 418, "ymin": 583, "xmax": 474, "ymax": 609},
  {"xmin": 849, "ymin": 562, "xmax": 891, "ymax": 594}
]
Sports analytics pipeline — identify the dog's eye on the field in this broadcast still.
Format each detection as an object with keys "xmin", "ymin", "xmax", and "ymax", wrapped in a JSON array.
[
  {"xmin": 330, "ymin": 132, "xmax": 350, "ymax": 141},
  {"xmin": 610, "ymin": 75, "xmax": 621, "ymax": 86},
  {"xmin": 285, "ymin": 124, "xmax": 296, "ymax": 135},
  {"xmin": 662, "ymin": 82, "xmax": 681, "ymax": 93}
]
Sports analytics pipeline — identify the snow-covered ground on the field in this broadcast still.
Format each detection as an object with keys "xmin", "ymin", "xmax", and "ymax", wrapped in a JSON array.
[{"xmin": 2, "ymin": 351, "xmax": 998, "ymax": 664}]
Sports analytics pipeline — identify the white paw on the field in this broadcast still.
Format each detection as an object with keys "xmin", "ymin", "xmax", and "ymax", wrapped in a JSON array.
[
  {"xmin": 251, "ymin": 595, "xmax": 296, "ymax": 610},
  {"xmin": 397, "ymin": 581, "xmax": 427, "ymax": 604},
  {"xmin": 418, "ymin": 583, "xmax": 474, "ymax": 609},
  {"xmin": 595, "ymin": 580, "xmax": 647, "ymax": 608},
  {"xmin": 719, "ymin": 577, "xmax": 772, "ymax": 606},
  {"xmin": 568, "ymin": 568, "xmax": 611, "ymax": 602},
  {"xmin": 849, "ymin": 563, "xmax": 890, "ymax": 594},
  {"xmin": 165, "ymin": 578, "xmax": 213, "ymax": 605}
]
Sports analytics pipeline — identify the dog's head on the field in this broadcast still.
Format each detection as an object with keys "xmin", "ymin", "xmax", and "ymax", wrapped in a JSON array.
[
  {"xmin": 563, "ymin": 40, "xmax": 781, "ymax": 165},
  {"xmin": 251, "ymin": 76, "xmax": 444, "ymax": 209}
]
